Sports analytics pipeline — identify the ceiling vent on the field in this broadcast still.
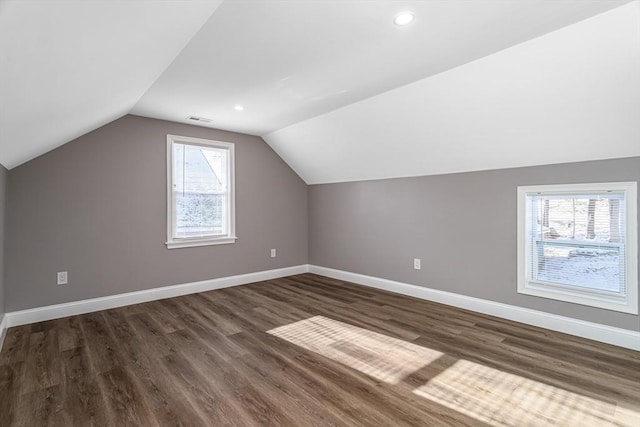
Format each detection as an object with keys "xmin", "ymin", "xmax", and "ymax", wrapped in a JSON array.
[{"xmin": 186, "ymin": 115, "xmax": 213, "ymax": 123}]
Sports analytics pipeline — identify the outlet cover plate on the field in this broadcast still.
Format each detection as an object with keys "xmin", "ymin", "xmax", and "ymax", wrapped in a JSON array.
[{"xmin": 57, "ymin": 271, "xmax": 68, "ymax": 285}]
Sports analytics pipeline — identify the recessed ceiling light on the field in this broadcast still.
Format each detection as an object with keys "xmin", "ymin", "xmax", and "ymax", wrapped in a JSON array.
[
  {"xmin": 234, "ymin": 105, "xmax": 244, "ymax": 111},
  {"xmin": 394, "ymin": 11, "xmax": 414, "ymax": 26}
]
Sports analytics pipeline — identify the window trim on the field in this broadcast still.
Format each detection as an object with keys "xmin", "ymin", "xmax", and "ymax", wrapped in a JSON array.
[
  {"xmin": 166, "ymin": 134, "xmax": 237, "ymax": 249},
  {"xmin": 516, "ymin": 181, "xmax": 638, "ymax": 314}
]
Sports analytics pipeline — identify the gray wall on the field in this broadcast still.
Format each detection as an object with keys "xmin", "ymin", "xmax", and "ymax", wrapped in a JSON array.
[
  {"xmin": 0, "ymin": 165, "xmax": 6, "ymax": 320},
  {"xmin": 309, "ymin": 157, "xmax": 640, "ymax": 331},
  {"xmin": 6, "ymin": 115, "xmax": 308, "ymax": 311},
  {"xmin": 5, "ymin": 113, "xmax": 639, "ymax": 334}
]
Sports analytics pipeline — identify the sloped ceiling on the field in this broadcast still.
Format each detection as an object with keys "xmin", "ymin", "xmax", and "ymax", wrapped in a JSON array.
[
  {"xmin": 1, "ymin": 0, "xmax": 638, "ymax": 184},
  {"xmin": 0, "ymin": 0, "xmax": 223, "ymax": 168},
  {"xmin": 266, "ymin": 1, "xmax": 640, "ymax": 183}
]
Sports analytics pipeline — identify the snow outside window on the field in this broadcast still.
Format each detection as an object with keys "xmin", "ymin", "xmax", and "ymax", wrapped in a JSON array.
[
  {"xmin": 517, "ymin": 182, "xmax": 637, "ymax": 314},
  {"xmin": 166, "ymin": 135, "xmax": 236, "ymax": 249}
]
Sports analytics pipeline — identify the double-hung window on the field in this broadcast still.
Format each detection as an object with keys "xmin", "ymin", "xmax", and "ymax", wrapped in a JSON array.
[
  {"xmin": 166, "ymin": 135, "xmax": 236, "ymax": 249},
  {"xmin": 517, "ymin": 182, "xmax": 637, "ymax": 314}
]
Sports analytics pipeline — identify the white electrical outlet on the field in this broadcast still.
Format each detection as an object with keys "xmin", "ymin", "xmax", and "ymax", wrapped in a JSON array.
[
  {"xmin": 270, "ymin": 248, "xmax": 277, "ymax": 258},
  {"xmin": 57, "ymin": 271, "xmax": 68, "ymax": 285},
  {"xmin": 413, "ymin": 258, "xmax": 421, "ymax": 270}
]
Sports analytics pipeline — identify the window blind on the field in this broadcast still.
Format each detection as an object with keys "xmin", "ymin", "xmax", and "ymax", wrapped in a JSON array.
[{"xmin": 526, "ymin": 192, "xmax": 626, "ymax": 297}]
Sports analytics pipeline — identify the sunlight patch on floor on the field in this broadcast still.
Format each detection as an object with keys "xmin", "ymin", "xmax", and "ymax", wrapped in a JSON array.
[
  {"xmin": 267, "ymin": 316, "xmax": 442, "ymax": 384},
  {"xmin": 413, "ymin": 359, "xmax": 638, "ymax": 427}
]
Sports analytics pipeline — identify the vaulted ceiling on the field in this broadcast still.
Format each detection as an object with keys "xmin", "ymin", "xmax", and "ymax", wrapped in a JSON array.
[{"xmin": 1, "ymin": 0, "xmax": 639, "ymax": 184}]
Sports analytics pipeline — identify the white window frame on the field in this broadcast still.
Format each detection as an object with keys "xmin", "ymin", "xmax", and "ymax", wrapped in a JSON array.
[
  {"xmin": 517, "ymin": 182, "xmax": 638, "ymax": 314},
  {"xmin": 166, "ymin": 134, "xmax": 237, "ymax": 249}
]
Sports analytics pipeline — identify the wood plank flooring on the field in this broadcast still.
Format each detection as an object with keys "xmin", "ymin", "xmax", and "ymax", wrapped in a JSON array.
[{"xmin": 1, "ymin": 273, "xmax": 639, "ymax": 426}]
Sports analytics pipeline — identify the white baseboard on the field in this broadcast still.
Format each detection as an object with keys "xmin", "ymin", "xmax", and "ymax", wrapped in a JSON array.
[
  {"xmin": 5, "ymin": 265, "xmax": 311, "ymax": 329},
  {"xmin": 4, "ymin": 264, "xmax": 638, "ymax": 351},
  {"xmin": 309, "ymin": 265, "xmax": 640, "ymax": 351},
  {"xmin": 0, "ymin": 314, "xmax": 7, "ymax": 352}
]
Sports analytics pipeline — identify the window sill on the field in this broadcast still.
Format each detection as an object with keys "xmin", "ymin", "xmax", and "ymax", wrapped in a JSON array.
[
  {"xmin": 518, "ymin": 281, "xmax": 638, "ymax": 314},
  {"xmin": 166, "ymin": 236, "xmax": 238, "ymax": 249}
]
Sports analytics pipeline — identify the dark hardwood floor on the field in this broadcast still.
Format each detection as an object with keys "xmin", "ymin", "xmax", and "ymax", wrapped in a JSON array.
[{"xmin": 1, "ymin": 273, "xmax": 639, "ymax": 426}]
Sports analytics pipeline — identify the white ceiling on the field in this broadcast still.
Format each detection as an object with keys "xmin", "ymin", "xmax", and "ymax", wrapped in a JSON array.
[
  {"xmin": 132, "ymin": 0, "xmax": 630, "ymax": 135},
  {"xmin": 1, "ymin": 0, "xmax": 638, "ymax": 183},
  {"xmin": 0, "ymin": 0, "xmax": 223, "ymax": 169},
  {"xmin": 266, "ymin": 1, "xmax": 640, "ymax": 183}
]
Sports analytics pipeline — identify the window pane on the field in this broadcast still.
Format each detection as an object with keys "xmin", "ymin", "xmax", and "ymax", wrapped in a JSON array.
[
  {"xmin": 529, "ymin": 195, "xmax": 625, "ymax": 295},
  {"xmin": 173, "ymin": 143, "xmax": 228, "ymax": 238},
  {"xmin": 535, "ymin": 241, "xmax": 621, "ymax": 293}
]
